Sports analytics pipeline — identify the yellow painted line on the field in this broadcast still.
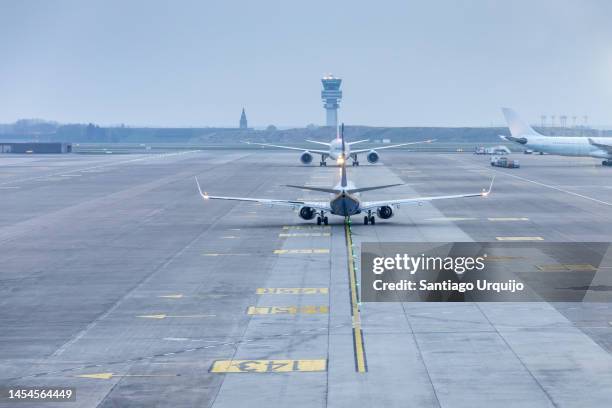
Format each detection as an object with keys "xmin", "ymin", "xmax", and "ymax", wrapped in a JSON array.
[
  {"xmin": 345, "ymin": 218, "xmax": 367, "ymax": 373},
  {"xmin": 488, "ymin": 217, "xmax": 529, "ymax": 221},
  {"xmin": 246, "ymin": 306, "xmax": 328, "ymax": 315},
  {"xmin": 279, "ymin": 233, "xmax": 331, "ymax": 237},
  {"xmin": 496, "ymin": 237, "xmax": 544, "ymax": 241},
  {"xmin": 486, "ymin": 256, "xmax": 524, "ymax": 261},
  {"xmin": 137, "ymin": 314, "xmax": 215, "ymax": 319},
  {"xmin": 536, "ymin": 264, "xmax": 597, "ymax": 272},
  {"xmin": 210, "ymin": 359, "xmax": 326, "ymax": 373},
  {"xmin": 256, "ymin": 288, "xmax": 328, "ymax": 295},
  {"xmin": 77, "ymin": 373, "xmax": 179, "ymax": 379},
  {"xmin": 158, "ymin": 294, "xmax": 184, "ymax": 299},
  {"xmin": 273, "ymin": 249, "xmax": 330, "ymax": 254}
]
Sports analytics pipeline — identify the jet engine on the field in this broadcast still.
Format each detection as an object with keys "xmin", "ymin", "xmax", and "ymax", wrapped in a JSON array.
[
  {"xmin": 300, "ymin": 151, "xmax": 313, "ymax": 164},
  {"xmin": 367, "ymin": 150, "xmax": 379, "ymax": 164},
  {"xmin": 376, "ymin": 206, "xmax": 393, "ymax": 219},
  {"xmin": 299, "ymin": 206, "xmax": 316, "ymax": 220}
]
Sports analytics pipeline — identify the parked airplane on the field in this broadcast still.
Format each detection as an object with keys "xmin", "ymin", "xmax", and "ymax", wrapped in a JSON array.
[
  {"xmin": 501, "ymin": 108, "xmax": 612, "ymax": 166},
  {"xmin": 245, "ymin": 128, "xmax": 434, "ymax": 166},
  {"xmin": 198, "ymin": 125, "xmax": 492, "ymax": 225}
]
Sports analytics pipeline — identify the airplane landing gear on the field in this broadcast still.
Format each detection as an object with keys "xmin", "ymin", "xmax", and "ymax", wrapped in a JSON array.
[
  {"xmin": 319, "ymin": 161, "xmax": 327, "ymax": 166},
  {"xmin": 363, "ymin": 211, "xmax": 375, "ymax": 225},
  {"xmin": 352, "ymin": 160, "xmax": 360, "ymax": 166},
  {"xmin": 317, "ymin": 212, "xmax": 329, "ymax": 225}
]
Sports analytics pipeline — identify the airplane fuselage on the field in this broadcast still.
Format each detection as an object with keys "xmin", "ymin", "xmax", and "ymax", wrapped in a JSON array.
[
  {"xmin": 521, "ymin": 135, "xmax": 610, "ymax": 159},
  {"xmin": 328, "ymin": 138, "xmax": 349, "ymax": 160}
]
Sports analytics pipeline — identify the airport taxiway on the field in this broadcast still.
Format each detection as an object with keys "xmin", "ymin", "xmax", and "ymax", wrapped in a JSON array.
[{"xmin": 1, "ymin": 151, "xmax": 611, "ymax": 407}]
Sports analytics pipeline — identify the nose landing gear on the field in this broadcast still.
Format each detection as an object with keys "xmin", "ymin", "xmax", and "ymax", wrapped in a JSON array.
[
  {"xmin": 363, "ymin": 211, "xmax": 375, "ymax": 225},
  {"xmin": 316, "ymin": 212, "xmax": 329, "ymax": 225}
]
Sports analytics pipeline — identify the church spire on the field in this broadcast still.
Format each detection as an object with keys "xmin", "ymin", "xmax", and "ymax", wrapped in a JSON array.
[{"xmin": 239, "ymin": 108, "xmax": 248, "ymax": 129}]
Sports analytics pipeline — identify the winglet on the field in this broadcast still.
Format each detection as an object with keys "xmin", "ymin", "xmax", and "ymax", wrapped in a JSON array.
[
  {"xmin": 195, "ymin": 176, "xmax": 208, "ymax": 199},
  {"xmin": 482, "ymin": 176, "xmax": 495, "ymax": 197}
]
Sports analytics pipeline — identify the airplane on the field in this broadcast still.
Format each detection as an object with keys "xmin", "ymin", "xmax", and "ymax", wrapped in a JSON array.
[
  {"xmin": 501, "ymin": 108, "xmax": 612, "ymax": 166},
  {"xmin": 244, "ymin": 128, "xmax": 434, "ymax": 166},
  {"xmin": 197, "ymin": 125, "xmax": 493, "ymax": 225}
]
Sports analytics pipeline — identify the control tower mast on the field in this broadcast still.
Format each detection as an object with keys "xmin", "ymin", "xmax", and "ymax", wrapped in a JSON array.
[{"xmin": 321, "ymin": 74, "xmax": 342, "ymax": 128}]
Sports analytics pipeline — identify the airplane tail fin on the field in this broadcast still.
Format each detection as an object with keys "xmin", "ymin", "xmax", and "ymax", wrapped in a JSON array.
[
  {"xmin": 340, "ymin": 123, "xmax": 348, "ymax": 188},
  {"xmin": 501, "ymin": 108, "xmax": 540, "ymax": 138}
]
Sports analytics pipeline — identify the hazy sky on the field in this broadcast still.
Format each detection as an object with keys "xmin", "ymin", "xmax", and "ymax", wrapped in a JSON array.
[{"xmin": 1, "ymin": 0, "xmax": 612, "ymax": 127}]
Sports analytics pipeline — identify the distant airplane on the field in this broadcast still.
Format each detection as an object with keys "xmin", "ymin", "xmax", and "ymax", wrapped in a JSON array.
[
  {"xmin": 244, "ymin": 128, "xmax": 434, "ymax": 166},
  {"xmin": 198, "ymin": 125, "xmax": 492, "ymax": 225},
  {"xmin": 501, "ymin": 108, "xmax": 612, "ymax": 166}
]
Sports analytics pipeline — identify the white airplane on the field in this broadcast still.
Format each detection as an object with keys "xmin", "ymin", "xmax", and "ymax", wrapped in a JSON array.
[
  {"xmin": 197, "ymin": 126, "xmax": 492, "ymax": 225},
  {"xmin": 501, "ymin": 108, "xmax": 612, "ymax": 166},
  {"xmin": 245, "ymin": 127, "xmax": 434, "ymax": 166}
]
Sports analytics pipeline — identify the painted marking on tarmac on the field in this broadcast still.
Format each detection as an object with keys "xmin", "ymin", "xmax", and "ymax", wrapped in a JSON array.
[
  {"xmin": 536, "ymin": 264, "xmax": 597, "ymax": 272},
  {"xmin": 221, "ymin": 236, "xmax": 238, "ymax": 239},
  {"xmin": 247, "ymin": 306, "xmax": 329, "ymax": 315},
  {"xmin": 256, "ymin": 288, "xmax": 329, "ymax": 295},
  {"xmin": 158, "ymin": 294, "xmax": 184, "ymax": 299},
  {"xmin": 279, "ymin": 232, "xmax": 331, "ymax": 237},
  {"xmin": 282, "ymin": 226, "xmax": 330, "ymax": 230},
  {"xmin": 496, "ymin": 236, "xmax": 544, "ymax": 241},
  {"xmin": 273, "ymin": 249, "xmax": 330, "ymax": 254},
  {"xmin": 210, "ymin": 359, "xmax": 326, "ymax": 373},
  {"xmin": 345, "ymin": 218, "xmax": 368, "ymax": 373},
  {"xmin": 484, "ymin": 165, "xmax": 612, "ymax": 206},
  {"xmin": 488, "ymin": 217, "xmax": 529, "ymax": 221},
  {"xmin": 486, "ymin": 256, "xmax": 524, "ymax": 261},
  {"xmin": 0, "ymin": 186, "xmax": 20, "ymax": 189},
  {"xmin": 137, "ymin": 314, "xmax": 215, "ymax": 319},
  {"xmin": 77, "ymin": 372, "xmax": 179, "ymax": 380},
  {"xmin": 60, "ymin": 174, "xmax": 82, "ymax": 177}
]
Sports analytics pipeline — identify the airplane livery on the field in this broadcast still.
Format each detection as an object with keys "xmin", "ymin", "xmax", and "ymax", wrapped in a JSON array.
[{"xmin": 501, "ymin": 108, "xmax": 612, "ymax": 166}]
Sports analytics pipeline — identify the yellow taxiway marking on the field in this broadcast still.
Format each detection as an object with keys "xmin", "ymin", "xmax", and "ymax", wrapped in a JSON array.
[
  {"xmin": 279, "ymin": 233, "xmax": 331, "ymax": 237},
  {"xmin": 282, "ymin": 226, "xmax": 330, "ymax": 230},
  {"xmin": 137, "ymin": 314, "xmax": 215, "ymax": 319},
  {"xmin": 486, "ymin": 256, "xmax": 524, "ymax": 261},
  {"xmin": 221, "ymin": 236, "xmax": 238, "ymax": 239},
  {"xmin": 256, "ymin": 288, "xmax": 328, "ymax": 295},
  {"xmin": 345, "ymin": 219, "xmax": 367, "ymax": 373},
  {"xmin": 536, "ymin": 264, "xmax": 597, "ymax": 272},
  {"xmin": 211, "ymin": 359, "xmax": 326, "ymax": 373},
  {"xmin": 274, "ymin": 249, "xmax": 330, "ymax": 254},
  {"xmin": 247, "ymin": 306, "xmax": 328, "ymax": 315},
  {"xmin": 488, "ymin": 217, "xmax": 529, "ymax": 221},
  {"xmin": 77, "ymin": 373, "xmax": 179, "ymax": 380},
  {"xmin": 496, "ymin": 236, "xmax": 544, "ymax": 241},
  {"xmin": 158, "ymin": 294, "xmax": 184, "ymax": 299}
]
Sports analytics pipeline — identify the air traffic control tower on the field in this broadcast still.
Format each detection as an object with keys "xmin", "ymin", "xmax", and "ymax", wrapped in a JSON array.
[{"xmin": 321, "ymin": 74, "xmax": 342, "ymax": 128}]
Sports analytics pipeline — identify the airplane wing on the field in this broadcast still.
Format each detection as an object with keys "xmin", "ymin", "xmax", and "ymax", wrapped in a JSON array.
[
  {"xmin": 305, "ymin": 140, "xmax": 331, "ymax": 147},
  {"xmin": 196, "ymin": 177, "xmax": 330, "ymax": 211},
  {"xmin": 351, "ymin": 139, "xmax": 436, "ymax": 154},
  {"xmin": 360, "ymin": 178, "xmax": 493, "ymax": 211},
  {"xmin": 347, "ymin": 139, "xmax": 369, "ymax": 145},
  {"xmin": 244, "ymin": 141, "xmax": 328, "ymax": 155},
  {"xmin": 588, "ymin": 138, "xmax": 612, "ymax": 154}
]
